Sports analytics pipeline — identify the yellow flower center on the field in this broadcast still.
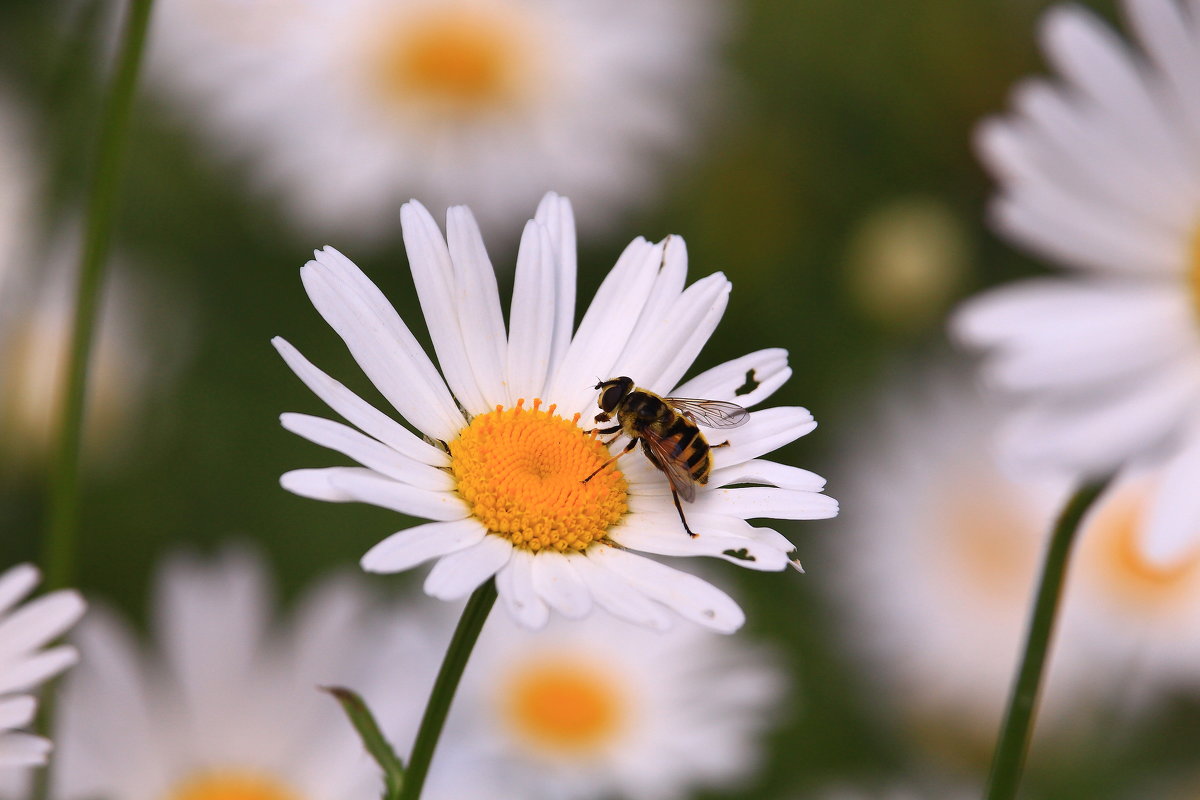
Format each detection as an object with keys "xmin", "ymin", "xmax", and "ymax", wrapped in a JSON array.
[
  {"xmin": 163, "ymin": 770, "xmax": 301, "ymax": 800},
  {"xmin": 1082, "ymin": 489, "xmax": 1200, "ymax": 608},
  {"xmin": 501, "ymin": 654, "xmax": 627, "ymax": 755},
  {"xmin": 451, "ymin": 399, "xmax": 627, "ymax": 552},
  {"xmin": 370, "ymin": 5, "xmax": 533, "ymax": 115}
]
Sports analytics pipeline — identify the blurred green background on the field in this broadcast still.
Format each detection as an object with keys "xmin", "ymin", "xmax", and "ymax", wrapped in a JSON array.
[{"xmin": 5, "ymin": 0, "xmax": 1197, "ymax": 798}]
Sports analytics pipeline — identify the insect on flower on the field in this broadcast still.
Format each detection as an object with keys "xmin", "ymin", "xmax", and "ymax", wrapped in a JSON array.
[{"xmin": 584, "ymin": 376, "xmax": 749, "ymax": 538}]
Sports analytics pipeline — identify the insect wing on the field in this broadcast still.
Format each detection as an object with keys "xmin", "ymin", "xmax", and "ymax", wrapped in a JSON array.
[
  {"xmin": 662, "ymin": 398, "xmax": 750, "ymax": 429},
  {"xmin": 640, "ymin": 430, "xmax": 698, "ymax": 502}
]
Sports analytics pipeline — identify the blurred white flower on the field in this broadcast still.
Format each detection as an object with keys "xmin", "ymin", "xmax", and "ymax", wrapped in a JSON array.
[
  {"xmin": 427, "ymin": 607, "xmax": 784, "ymax": 800},
  {"xmin": 277, "ymin": 193, "xmax": 835, "ymax": 632},
  {"xmin": 953, "ymin": 0, "xmax": 1200, "ymax": 563},
  {"xmin": 827, "ymin": 366, "xmax": 1200, "ymax": 757},
  {"xmin": 51, "ymin": 549, "xmax": 427, "ymax": 800},
  {"xmin": 149, "ymin": 0, "xmax": 728, "ymax": 241},
  {"xmin": 0, "ymin": 563, "xmax": 86, "ymax": 769}
]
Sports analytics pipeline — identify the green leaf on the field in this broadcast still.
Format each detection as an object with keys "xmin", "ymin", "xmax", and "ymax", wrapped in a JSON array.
[{"xmin": 322, "ymin": 685, "xmax": 405, "ymax": 799}]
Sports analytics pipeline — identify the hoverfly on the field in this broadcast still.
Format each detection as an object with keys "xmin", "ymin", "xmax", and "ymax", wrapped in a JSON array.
[{"xmin": 583, "ymin": 376, "xmax": 749, "ymax": 537}]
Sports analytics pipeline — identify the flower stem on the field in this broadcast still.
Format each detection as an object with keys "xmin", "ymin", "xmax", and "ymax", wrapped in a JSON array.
[
  {"xmin": 983, "ymin": 475, "xmax": 1113, "ymax": 800},
  {"xmin": 43, "ymin": 0, "xmax": 156, "ymax": 591},
  {"xmin": 399, "ymin": 578, "xmax": 497, "ymax": 800}
]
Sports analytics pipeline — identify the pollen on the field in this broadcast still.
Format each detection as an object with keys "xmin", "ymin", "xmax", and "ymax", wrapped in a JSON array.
[
  {"xmin": 500, "ymin": 654, "xmax": 627, "ymax": 755},
  {"xmin": 370, "ymin": 5, "xmax": 532, "ymax": 115},
  {"xmin": 164, "ymin": 770, "xmax": 301, "ymax": 800},
  {"xmin": 451, "ymin": 399, "xmax": 628, "ymax": 553}
]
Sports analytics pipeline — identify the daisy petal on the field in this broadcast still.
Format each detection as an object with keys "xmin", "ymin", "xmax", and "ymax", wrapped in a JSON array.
[
  {"xmin": 301, "ymin": 248, "xmax": 464, "ymax": 439},
  {"xmin": 506, "ymin": 220, "xmax": 557, "ymax": 401},
  {"xmin": 707, "ymin": 459, "xmax": 827, "ymax": 492},
  {"xmin": 588, "ymin": 547, "xmax": 746, "ymax": 633},
  {"xmin": 0, "ymin": 646, "xmax": 80, "ymax": 695},
  {"xmin": 361, "ymin": 519, "xmax": 489, "ymax": 573},
  {"xmin": 423, "ymin": 536, "xmax": 513, "ymax": 600},
  {"xmin": 0, "ymin": 565, "xmax": 39, "ymax": 618},
  {"xmin": 273, "ymin": 337, "xmax": 448, "ymax": 467},
  {"xmin": 612, "ymin": 235, "xmax": 689, "ymax": 381},
  {"xmin": 672, "ymin": 348, "xmax": 791, "ymax": 407},
  {"xmin": 496, "ymin": 550, "xmax": 550, "ymax": 629},
  {"xmin": 0, "ymin": 697, "xmax": 35, "ymax": 730},
  {"xmin": 712, "ymin": 407, "xmax": 817, "ymax": 469},
  {"xmin": 401, "ymin": 201, "xmax": 492, "ymax": 416},
  {"xmin": 571, "ymin": 554, "xmax": 673, "ymax": 631},
  {"xmin": 533, "ymin": 192, "xmax": 577, "ymax": 376},
  {"xmin": 0, "ymin": 732, "xmax": 51, "ymax": 767},
  {"xmin": 610, "ymin": 512, "xmax": 792, "ymax": 571},
  {"xmin": 700, "ymin": 487, "xmax": 838, "ymax": 520},
  {"xmin": 1001, "ymin": 359, "xmax": 1200, "ymax": 473},
  {"xmin": 618, "ymin": 268, "xmax": 732, "ymax": 397},
  {"xmin": 1041, "ymin": 7, "xmax": 1192, "ymax": 190},
  {"xmin": 1142, "ymin": 433, "xmax": 1200, "ymax": 565},
  {"xmin": 280, "ymin": 413, "xmax": 454, "ymax": 491},
  {"xmin": 326, "ymin": 470, "xmax": 470, "ymax": 521},
  {"xmin": 545, "ymin": 237, "xmax": 664, "ymax": 416},
  {"xmin": 281, "ymin": 467, "xmax": 378, "ymax": 502},
  {"xmin": 0, "ymin": 590, "xmax": 86, "ymax": 663},
  {"xmin": 530, "ymin": 553, "xmax": 592, "ymax": 619},
  {"xmin": 447, "ymin": 205, "xmax": 509, "ymax": 408}
]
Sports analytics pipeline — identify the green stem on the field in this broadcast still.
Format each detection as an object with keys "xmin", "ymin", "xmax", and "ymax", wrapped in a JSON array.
[
  {"xmin": 43, "ymin": 0, "xmax": 156, "ymax": 591},
  {"xmin": 399, "ymin": 578, "xmax": 497, "ymax": 800},
  {"xmin": 984, "ymin": 474, "xmax": 1114, "ymax": 800}
]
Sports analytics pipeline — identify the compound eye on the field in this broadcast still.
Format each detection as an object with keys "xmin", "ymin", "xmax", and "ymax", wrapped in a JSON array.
[{"xmin": 600, "ymin": 385, "xmax": 624, "ymax": 412}]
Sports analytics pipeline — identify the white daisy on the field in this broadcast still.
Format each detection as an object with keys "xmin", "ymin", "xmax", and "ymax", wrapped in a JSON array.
[
  {"xmin": 424, "ymin": 604, "xmax": 784, "ymax": 800},
  {"xmin": 828, "ymin": 365, "xmax": 1200, "ymax": 755},
  {"xmin": 276, "ymin": 192, "xmax": 836, "ymax": 632},
  {"xmin": 51, "ymin": 548, "xmax": 431, "ymax": 800},
  {"xmin": 149, "ymin": 0, "xmax": 727, "ymax": 240},
  {"xmin": 0, "ymin": 563, "xmax": 86, "ymax": 769},
  {"xmin": 952, "ymin": 0, "xmax": 1200, "ymax": 562}
]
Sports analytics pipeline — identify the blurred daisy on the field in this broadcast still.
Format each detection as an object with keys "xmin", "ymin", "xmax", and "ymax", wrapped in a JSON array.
[
  {"xmin": 827, "ymin": 365, "xmax": 1200, "ymax": 755},
  {"xmin": 953, "ymin": 0, "xmax": 1200, "ymax": 560},
  {"xmin": 426, "ymin": 606, "xmax": 784, "ymax": 800},
  {"xmin": 0, "ymin": 238, "xmax": 170, "ymax": 470},
  {"xmin": 149, "ymin": 0, "xmax": 727, "ymax": 240},
  {"xmin": 52, "ymin": 549, "xmax": 429, "ymax": 800},
  {"xmin": 827, "ymin": 369, "xmax": 1063, "ymax": 749},
  {"xmin": 276, "ymin": 192, "xmax": 836, "ymax": 632},
  {"xmin": 0, "ymin": 563, "xmax": 86, "ymax": 768}
]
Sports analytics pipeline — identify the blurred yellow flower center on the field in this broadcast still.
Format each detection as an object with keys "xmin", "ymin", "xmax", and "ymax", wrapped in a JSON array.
[
  {"xmin": 451, "ymin": 399, "xmax": 628, "ymax": 552},
  {"xmin": 164, "ymin": 770, "xmax": 300, "ymax": 800},
  {"xmin": 939, "ymin": 478, "xmax": 1038, "ymax": 601},
  {"xmin": 1084, "ymin": 490, "xmax": 1200, "ymax": 607},
  {"xmin": 372, "ymin": 5, "xmax": 531, "ymax": 113},
  {"xmin": 501, "ymin": 655, "xmax": 626, "ymax": 754},
  {"xmin": 1190, "ymin": 224, "xmax": 1200, "ymax": 317}
]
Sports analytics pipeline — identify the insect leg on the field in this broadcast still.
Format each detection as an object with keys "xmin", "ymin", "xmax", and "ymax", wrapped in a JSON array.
[
  {"xmin": 670, "ymin": 486, "xmax": 699, "ymax": 538},
  {"xmin": 584, "ymin": 424, "xmax": 623, "ymax": 437},
  {"xmin": 711, "ymin": 440, "xmax": 731, "ymax": 448},
  {"xmin": 582, "ymin": 437, "xmax": 638, "ymax": 483}
]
